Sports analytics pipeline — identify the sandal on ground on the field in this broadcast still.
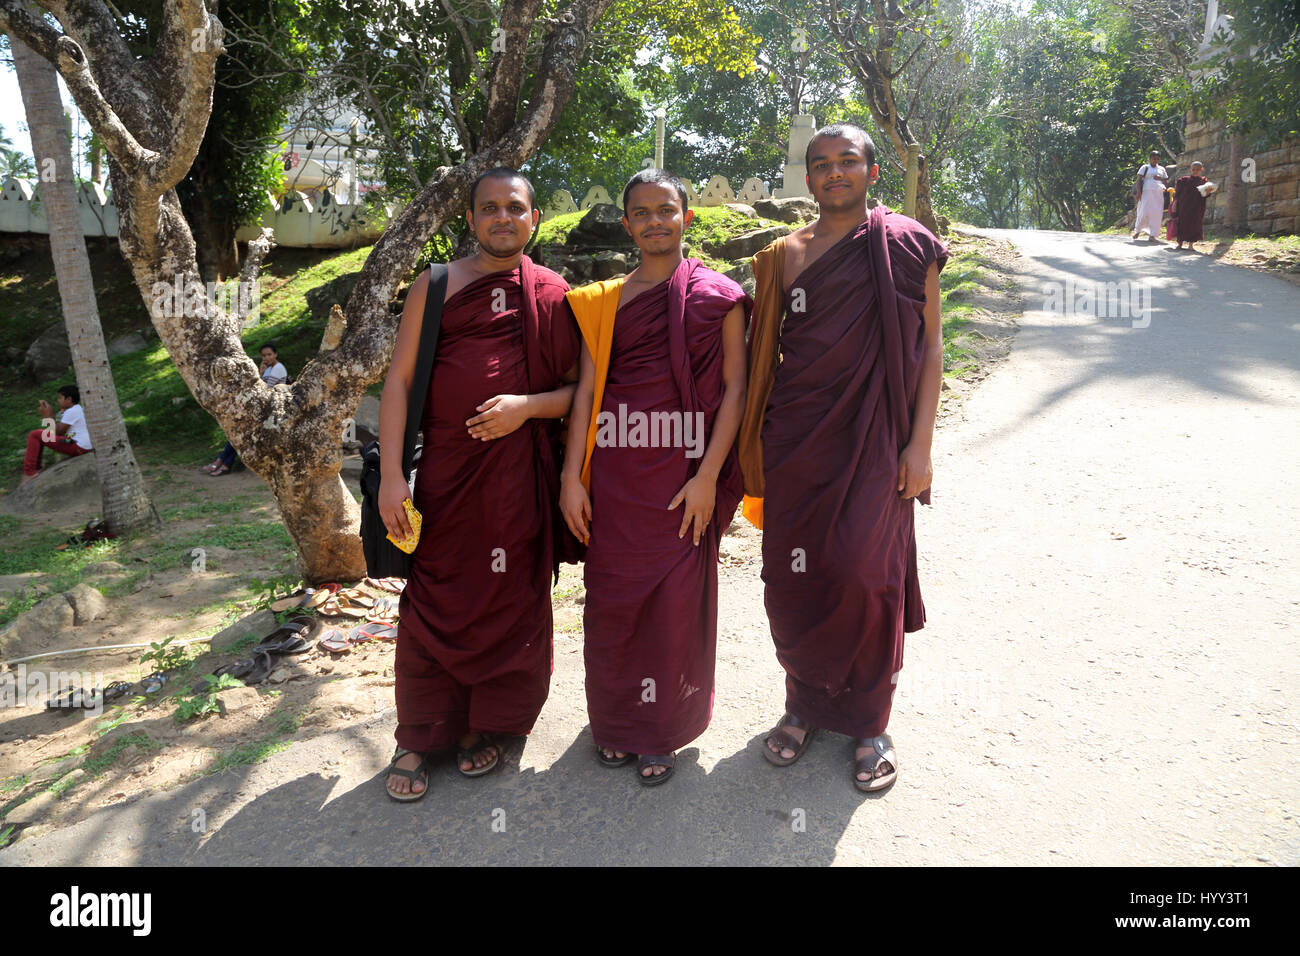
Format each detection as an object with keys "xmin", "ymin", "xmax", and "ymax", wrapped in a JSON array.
[
  {"xmin": 140, "ymin": 671, "xmax": 168, "ymax": 694},
  {"xmin": 457, "ymin": 733, "xmax": 500, "ymax": 778},
  {"xmin": 254, "ymin": 618, "xmax": 318, "ymax": 655},
  {"xmin": 364, "ymin": 576, "xmax": 406, "ymax": 594},
  {"xmin": 366, "ymin": 597, "xmax": 399, "ymax": 624},
  {"xmin": 352, "ymin": 620, "xmax": 398, "ymax": 642},
  {"xmin": 316, "ymin": 626, "xmax": 355, "ymax": 654},
  {"xmin": 637, "ymin": 753, "xmax": 675, "ymax": 786},
  {"xmin": 209, "ymin": 463, "xmax": 231, "ymax": 477},
  {"xmin": 596, "ymin": 745, "xmax": 634, "ymax": 768},
  {"xmin": 319, "ymin": 597, "xmax": 369, "ymax": 619},
  {"xmin": 854, "ymin": 734, "xmax": 898, "ymax": 793},
  {"xmin": 763, "ymin": 713, "xmax": 815, "ymax": 767},
  {"xmin": 385, "ymin": 748, "xmax": 433, "ymax": 803}
]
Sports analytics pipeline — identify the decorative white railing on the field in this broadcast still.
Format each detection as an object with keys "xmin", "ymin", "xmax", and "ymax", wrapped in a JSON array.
[
  {"xmin": 0, "ymin": 178, "xmax": 387, "ymax": 249},
  {"xmin": 541, "ymin": 175, "xmax": 774, "ymax": 220}
]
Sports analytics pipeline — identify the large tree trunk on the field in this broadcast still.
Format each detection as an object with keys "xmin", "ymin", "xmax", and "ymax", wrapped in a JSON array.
[
  {"xmin": 9, "ymin": 29, "xmax": 158, "ymax": 537},
  {"xmin": 913, "ymin": 161, "xmax": 939, "ymax": 234},
  {"xmin": 0, "ymin": 0, "xmax": 612, "ymax": 583},
  {"xmin": 185, "ymin": 165, "xmax": 238, "ymax": 282}
]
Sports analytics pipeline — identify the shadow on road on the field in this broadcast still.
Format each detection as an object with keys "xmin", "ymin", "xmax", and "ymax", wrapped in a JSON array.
[{"xmin": 59, "ymin": 721, "xmax": 878, "ymax": 865}]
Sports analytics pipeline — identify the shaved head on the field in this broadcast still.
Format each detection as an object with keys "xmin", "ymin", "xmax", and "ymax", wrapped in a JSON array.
[{"xmin": 806, "ymin": 123, "xmax": 876, "ymax": 169}]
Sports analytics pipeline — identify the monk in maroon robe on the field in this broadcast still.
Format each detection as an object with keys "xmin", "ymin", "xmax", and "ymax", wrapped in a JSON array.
[
  {"xmin": 1173, "ymin": 161, "xmax": 1209, "ymax": 249},
  {"xmin": 737, "ymin": 124, "xmax": 946, "ymax": 792},
  {"xmin": 378, "ymin": 169, "xmax": 579, "ymax": 801},
  {"xmin": 562, "ymin": 171, "xmax": 749, "ymax": 785}
]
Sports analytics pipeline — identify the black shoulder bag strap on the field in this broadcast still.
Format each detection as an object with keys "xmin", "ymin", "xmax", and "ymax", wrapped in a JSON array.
[{"xmin": 400, "ymin": 263, "xmax": 449, "ymax": 478}]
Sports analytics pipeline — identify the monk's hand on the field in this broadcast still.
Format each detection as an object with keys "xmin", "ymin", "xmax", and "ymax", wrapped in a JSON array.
[
  {"xmin": 668, "ymin": 474, "xmax": 716, "ymax": 546},
  {"xmin": 466, "ymin": 394, "xmax": 530, "ymax": 441},
  {"xmin": 560, "ymin": 474, "xmax": 591, "ymax": 545},
  {"xmin": 896, "ymin": 442, "xmax": 933, "ymax": 500},
  {"xmin": 379, "ymin": 474, "xmax": 414, "ymax": 540}
]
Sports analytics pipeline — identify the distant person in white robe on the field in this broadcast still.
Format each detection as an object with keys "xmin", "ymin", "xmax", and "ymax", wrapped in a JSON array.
[{"xmin": 1132, "ymin": 150, "xmax": 1168, "ymax": 241}]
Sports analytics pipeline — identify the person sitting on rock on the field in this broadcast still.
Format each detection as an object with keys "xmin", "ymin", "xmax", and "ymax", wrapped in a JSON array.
[
  {"xmin": 204, "ymin": 343, "xmax": 289, "ymax": 476},
  {"xmin": 22, "ymin": 384, "xmax": 92, "ymax": 485}
]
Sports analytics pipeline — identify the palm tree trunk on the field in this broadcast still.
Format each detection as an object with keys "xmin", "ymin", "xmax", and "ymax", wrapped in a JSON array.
[{"xmin": 10, "ymin": 31, "xmax": 158, "ymax": 536}]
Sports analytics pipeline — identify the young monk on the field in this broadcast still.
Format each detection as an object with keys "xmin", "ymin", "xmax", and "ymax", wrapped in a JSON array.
[
  {"xmin": 378, "ymin": 167, "xmax": 580, "ymax": 801},
  {"xmin": 737, "ymin": 124, "xmax": 947, "ymax": 792},
  {"xmin": 561, "ymin": 169, "xmax": 749, "ymax": 786}
]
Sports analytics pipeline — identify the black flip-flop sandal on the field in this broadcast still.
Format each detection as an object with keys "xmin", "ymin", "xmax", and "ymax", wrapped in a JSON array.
[
  {"xmin": 385, "ymin": 748, "xmax": 433, "ymax": 802},
  {"xmin": 254, "ymin": 619, "xmax": 317, "ymax": 656},
  {"xmin": 637, "ymin": 753, "xmax": 675, "ymax": 787},
  {"xmin": 457, "ymin": 733, "xmax": 500, "ymax": 778},
  {"xmin": 596, "ymin": 745, "xmax": 634, "ymax": 768}
]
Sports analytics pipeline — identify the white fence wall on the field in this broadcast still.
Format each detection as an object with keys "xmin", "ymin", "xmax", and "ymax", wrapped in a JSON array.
[
  {"xmin": 541, "ymin": 175, "xmax": 772, "ymax": 220},
  {"xmin": 0, "ymin": 178, "xmax": 385, "ymax": 248}
]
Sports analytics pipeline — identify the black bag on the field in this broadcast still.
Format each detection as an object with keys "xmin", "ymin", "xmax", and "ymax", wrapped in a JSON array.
[{"xmin": 359, "ymin": 264, "xmax": 449, "ymax": 578}]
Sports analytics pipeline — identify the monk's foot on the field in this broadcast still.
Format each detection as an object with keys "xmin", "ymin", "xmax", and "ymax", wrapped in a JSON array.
[
  {"xmin": 763, "ymin": 713, "xmax": 815, "ymax": 766},
  {"xmin": 385, "ymin": 749, "xmax": 430, "ymax": 801},
  {"xmin": 457, "ymin": 731, "xmax": 500, "ymax": 776},
  {"xmin": 854, "ymin": 735, "xmax": 898, "ymax": 793},
  {"xmin": 637, "ymin": 753, "xmax": 675, "ymax": 786}
]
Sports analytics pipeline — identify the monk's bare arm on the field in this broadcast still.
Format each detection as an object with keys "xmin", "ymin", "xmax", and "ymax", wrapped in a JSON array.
[
  {"xmin": 559, "ymin": 343, "xmax": 596, "ymax": 544},
  {"xmin": 669, "ymin": 302, "xmax": 747, "ymax": 545},
  {"xmin": 694, "ymin": 302, "xmax": 748, "ymax": 482},
  {"xmin": 897, "ymin": 262, "xmax": 942, "ymax": 499},
  {"xmin": 376, "ymin": 269, "xmax": 429, "ymax": 538}
]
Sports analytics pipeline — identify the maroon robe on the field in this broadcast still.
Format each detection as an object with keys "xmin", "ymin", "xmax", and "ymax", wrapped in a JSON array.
[
  {"xmin": 1173, "ymin": 175, "xmax": 1208, "ymax": 243},
  {"xmin": 583, "ymin": 260, "xmax": 749, "ymax": 755},
  {"xmin": 761, "ymin": 209, "xmax": 946, "ymax": 738},
  {"xmin": 395, "ymin": 256, "xmax": 579, "ymax": 752}
]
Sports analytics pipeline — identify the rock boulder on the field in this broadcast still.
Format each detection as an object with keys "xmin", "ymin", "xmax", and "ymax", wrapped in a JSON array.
[{"xmin": 24, "ymin": 322, "xmax": 72, "ymax": 382}]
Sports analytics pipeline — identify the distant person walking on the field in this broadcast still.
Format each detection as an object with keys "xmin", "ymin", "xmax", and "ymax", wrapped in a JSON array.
[
  {"xmin": 1172, "ymin": 161, "xmax": 1212, "ymax": 251},
  {"xmin": 1132, "ymin": 150, "xmax": 1168, "ymax": 242},
  {"xmin": 21, "ymin": 384, "xmax": 92, "ymax": 485}
]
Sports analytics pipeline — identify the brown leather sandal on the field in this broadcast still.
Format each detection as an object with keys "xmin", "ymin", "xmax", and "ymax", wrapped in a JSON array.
[
  {"xmin": 854, "ymin": 734, "xmax": 897, "ymax": 793},
  {"xmin": 763, "ymin": 713, "xmax": 816, "ymax": 767}
]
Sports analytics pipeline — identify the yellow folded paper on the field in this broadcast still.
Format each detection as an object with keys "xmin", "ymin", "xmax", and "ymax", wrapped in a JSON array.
[{"xmin": 386, "ymin": 498, "xmax": 422, "ymax": 554}]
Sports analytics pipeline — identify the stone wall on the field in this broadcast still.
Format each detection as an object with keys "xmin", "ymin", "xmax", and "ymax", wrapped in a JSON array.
[{"xmin": 1178, "ymin": 114, "xmax": 1300, "ymax": 236}]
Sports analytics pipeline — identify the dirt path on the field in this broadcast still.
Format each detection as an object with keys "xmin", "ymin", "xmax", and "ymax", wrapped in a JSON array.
[{"xmin": 4, "ymin": 228, "xmax": 1297, "ymax": 865}]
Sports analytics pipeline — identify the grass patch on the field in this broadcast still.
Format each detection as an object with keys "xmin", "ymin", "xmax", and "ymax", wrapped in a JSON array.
[
  {"xmin": 0, "ymin": 774, "xmax": 29, "ymax": 794},
  {"xmin": 174, "ymin": 673, "xmax": 246, "ymax": 723},
  {"xmin": 74, "ymin": 731, "xmax": 161, "ymax": 782},
  {"xmin": 204, "ymin": 705, "xmax": 303, "ymax": 776}
]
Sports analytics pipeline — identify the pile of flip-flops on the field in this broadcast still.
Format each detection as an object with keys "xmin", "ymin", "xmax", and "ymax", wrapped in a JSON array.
[
  {"xmin": 191, "ymin": 618, "xmax": 316, "ymax": 692},
  {"xmin": 315, "ymin": 581, "xmax": 402, "ymax": 654},
  {"xmin": 262, "ymin": 578, "xmax": 405, "ymax": 656}
]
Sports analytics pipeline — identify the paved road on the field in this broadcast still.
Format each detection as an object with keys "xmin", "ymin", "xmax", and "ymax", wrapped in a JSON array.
[{"xmin": 5, "ymin": 229, "xmax": 1297, "ymax": 866}]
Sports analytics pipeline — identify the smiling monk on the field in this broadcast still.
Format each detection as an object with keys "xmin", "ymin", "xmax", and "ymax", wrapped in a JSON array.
[
  {"xmin": 377, "ymin": 167, "xmax": 579, "ymax": 801},
  {"xmin": 562, "ymin": 170, "xmax": 749, "ymax": 786},
  {"xmin": 738, "ymin": 124, "xmax": 947, "ymax": 792}
]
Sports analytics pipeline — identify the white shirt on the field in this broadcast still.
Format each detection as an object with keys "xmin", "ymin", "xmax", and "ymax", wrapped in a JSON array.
[
  {"xmin": 59, "ymin": 403, "xmax": 93, "ymax": 450},
  {"xmin": 261, "ymin": 362, "xmax": 288, "ymax": 385},
  {"xmin": 1138, "ymin": 164, "xmax": 1168, "ymax": 193}
]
